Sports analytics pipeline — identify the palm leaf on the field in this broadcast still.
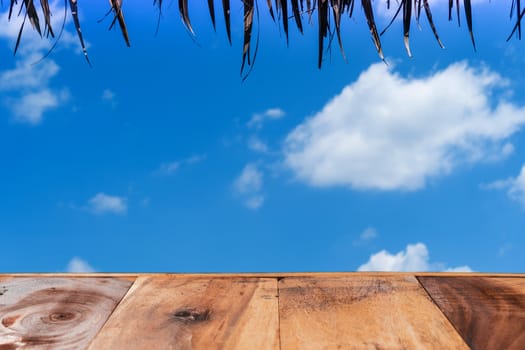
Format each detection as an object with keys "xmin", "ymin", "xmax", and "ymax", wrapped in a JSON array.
[
  {"xmin": 153, "ymin": 0, "xmax": 163, "ymax": 35},
  {"xmin": 464, "ymin": 0, "xmax": 476, "ymax": 50},
  {"xmin": 24, "ymin": 0, "xmax": 42, "ymax": 36},
  {"xmin": 423, "ymin": 0, "xmax": 444, "ymax": 49},
  {"xmin": 331, "ymin": 0, "xmax": 347, "ymax": 62},
  {"xmin": 318, "ymin": 0, "xmax": 329, "ymax": 68},
  {"xmin": 508, "ymin": 5, "xmax": 525, "ymax": 40},
  {"xmin": 39, "ymin": 0, "xmax": 55, "ymax": 38},
  {"xmin": 14, "ymin": 12, "xmax": 27, "ymax": 55},
  {"xmin": 361, "ymin": 0, "xmax": 384, "ymax": 60},
  {"xmin": 241, "ymin": 0, "xmax": 255, "ymax": 72},
  {"xmin": 68, "ymin": 0, "xmax": 91, "ymax": 65},
  {"xmin": 178, "ymin": 0, "xmax": 194, "ymax": 34},
  {"xmin": 208, "ymin": 0, "xmax": 216, "ymax": 30},
  {"xmin": 266, "ymin": 0, "xmax": 276, "ymax": 22},
  {"xmin": 291, "ymin": 0, "xmax": 303, "ymax": 33},
  {"xmin": 403, "ymin": 0, "xmax": 412, "ymax": 57},
  {"xmin": 3, "ymin": 0, "xmax": 524, "ymax": 77},
  {"xmin": 108, "ymin": 0, "xmax": 130, "ymax": 46},
  {"xmin": 280, "ymin": 0, "xmax": 289, "ymax": 44},
  {"xmin": 241, "ymin": 0, "xmax": 260, "ymax": 81},
  {"xmin": 222, "ymin": 0, "xmax": 232, "ymax": 44},
  {"xmin": 509, "ymin": 0, "xmax": 521, "ymax": 39}
]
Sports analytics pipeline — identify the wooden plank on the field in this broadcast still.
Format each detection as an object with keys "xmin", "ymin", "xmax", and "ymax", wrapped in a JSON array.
[
  {"xmin": 88, "ymin": 276, "xmax": 279, "ymax": 350},
  {"xmin": 418, "ymin": 276, "xmax": 525, "ymax": 350},
  {"xmin": 1, "ymin": 272, "xmax": 523, "ymax": 279},
  {"xmin": 0, "ymin": 277, "xmax": 133, "ymax": 349},
  {"xmin": 278, "ymin": 276, "xmax": 469, "ymax": 350}
]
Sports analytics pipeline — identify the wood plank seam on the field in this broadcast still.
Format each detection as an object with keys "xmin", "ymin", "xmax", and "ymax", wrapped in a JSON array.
[
  {"xmin": 277, "ymin": 277, "xmax": 283, "ymax": 350},
  {"xmin": 415, "ymin": 276, "xmax": 472, "ymax": 350},
  {"xmin": 83, "ymin": 276, "xmax": 138, "ymax": 350}
]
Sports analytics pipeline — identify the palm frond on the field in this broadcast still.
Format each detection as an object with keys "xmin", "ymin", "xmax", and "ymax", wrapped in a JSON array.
[
  {"xmin": 69, "ymin": 0, "xmax": 91, "ymax": 65},
  {"xmin": 2, "ymin": 0, "xmax": 523, "ymax": 78}
]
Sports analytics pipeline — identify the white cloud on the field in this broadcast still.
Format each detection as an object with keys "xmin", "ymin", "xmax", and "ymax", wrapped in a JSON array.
[
  {"xmin": 350, "ymin": 227, "xmax": 378, "ymax": 247},
  {"xmin": 485, "ymin": 164, "xmax": 525, "ymax": 206},
  {"xmin": 0, "ymin": 4, "xmax": 77, "ymax": 125},
  {"xmin": 360, "ymin": 227, "xmax": 377, "ymax": 241},
  {"xmin": 265, "ymin": 108, "xmax": 285, "ymax": 118},
  {"xmin": 102, "ymin": 89, "xmax": 116, "ymax": 101},
  {"xmin": 186, "ymin": 154, "xmax": 206, "ymax": 164},
  {"xmin": 101, "ymin": 89, "xmax": 117, "ymax": 107},
  {"xmin": 248, "ymin": 136, "xmax": 269, "ymax": 153},
  {"xmin": 7, "ymin": 89, "xmax": 68, "ymax": 125},
  {"xmin": 155, "ymin": 154, "xmax": 206, "ymax": 175},
  {"xmin": 445, "ymin": 266, "xmax": 474, "ymax": 272},
  {"xmin": 67, "ymin": 257, "xmax": 95, "ymax": 273},
  {"xmin": 284, "ymin": 62, "xmax": 525, "ymax": 191},
  {"xmin": 157, "ymin": 161, "xmax": 180, "ymax": 175},
  {"xmin": 245, "ymin": 195, "xmax": 265, "ymax": 210},
  {"xmin": 234, "ymin": 163, "xmax": 265, "ymax": 210},
  {"xmin": 0, "ymin": 57, "xmax": 59, "ymax": 90},
  {"xmin": 247, "ymin": 108, "xmax": 285, "ymax": 128},
  {"xmin": 234, "ymin": 163, "xmax": 263, "ymax": 193},
  {"xmin": 88, "ymin": 193, "xmax": 127, "ymax": 215},
  {"xmin": 357, "ymin": 242, "xmax": 473, "ymax": 272}
]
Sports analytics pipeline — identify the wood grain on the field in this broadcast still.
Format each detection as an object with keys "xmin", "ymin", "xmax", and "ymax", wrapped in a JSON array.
[
  {"xmin": 278, "ymin": 275, "xmax": 469, "ymax": 350},
  {"xmin": 88, "ymin": 276, "xmax": 279, "ymax": 350},
  {"xmin": 418, "ymin": 276, "xmax": 525, "ymax": 350},
  {"xmin": 0, "ymin": 277, "xmax": 132, "ymax": 350}
]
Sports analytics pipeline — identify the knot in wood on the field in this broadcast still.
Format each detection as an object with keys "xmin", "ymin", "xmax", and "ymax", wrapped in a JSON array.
[
  {"xmin": 173, "ymin": 308, "xmax": 210, "ymax": 323},
  {"xmin": 48, "ymin": 311, "xmax": 76, "ymax": 322}
]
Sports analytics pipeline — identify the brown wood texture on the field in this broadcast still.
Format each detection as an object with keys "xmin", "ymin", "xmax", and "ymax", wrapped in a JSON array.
[
  {"xmin": 278, "ymin": 275, "xmax": 469, "ymax": 350},
  {"xmin": 419, "ymin": 276, "xmax": 525, "ymax": 350},
  {"xmin": 3, "ymin": 273, "xmax": 524, "ymax": 279},
  {"xmin": 88, "ymin": 276, "xmax": 279, "ymax": 350},
  {"xmin": 0, "ymin": 277, "xmax": 133, "ymax": 350}
]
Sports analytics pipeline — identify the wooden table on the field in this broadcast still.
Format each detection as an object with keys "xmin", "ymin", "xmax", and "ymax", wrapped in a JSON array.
[{"xmin": 0, "ymin": 273, "xmax": 523, "ymax": 349}]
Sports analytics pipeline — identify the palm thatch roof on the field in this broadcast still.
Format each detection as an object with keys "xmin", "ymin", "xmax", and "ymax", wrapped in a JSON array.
[{"xmin": 2, "ymin": 1, "xmax": 524, "ymax": 78}]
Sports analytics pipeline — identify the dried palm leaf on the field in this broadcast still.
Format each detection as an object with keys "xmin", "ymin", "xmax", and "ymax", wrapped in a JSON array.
[
  {"xmin": 108, "ymin": 0, "xmax": 130, "ymax": 46},
  {"xmin": 2, "ymin": 0, "xmax": 524, "ymax": 77},
  {"xmin": 280, "ymin": 0, "xmax": 289, "ymax": 44},
  {"xmin": 423, "ymin": 0, "xmax": 444, "ymax": 49},
  {"xmin": 464, "ymin": 0, "xmax": 475, "ymax": 49},
  {"xmin": 222, "ymin": 0, "xmax": 232, "ymax": 44},
  {"xmin": 509, "ymin": 0, "xmax": 522, "ymax": 40},
  {"xmin": 318, "ymin": 0, "xmax": 329, "ymax": 68},
  {"xmin": 403, "ymin": 0, "xmax": 412, "ymax": 57},
  {"xmin": 241, "ymin": 0, "xmax": 259, "ymax": 81},
  {"xmin": 39, "ymin": 0, "xmax": 55, "ymax": 37},
  {"xmin": 361, "ymin": 0, "xmax": 384, "ymax": 60},
  {"xmin": 68, "ymin": 0, "xmax": 91, "ymax": 65},
  {"xmin": 508, "ymin": 4, "xmax": 525, "ymax": 40},
  {"xmin": 266, "ymin": 0, "xmax": 275, "ymax": 21},
  {"xmin": 178, "ymin": 0, "xmax": 194, "ymax": 34},
  {"xmin": 208, "ymin": 0, "xmax": 216, "ymax": 30},
  {"xmin": 291, "ymin": 0, "xmax": 303, "ymax": 33},
  {"xmin": 331, "ymin": 0, "xmax": 347, "ymax": 62}
]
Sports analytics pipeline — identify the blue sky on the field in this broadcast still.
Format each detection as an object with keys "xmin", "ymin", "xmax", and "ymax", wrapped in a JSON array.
[{"xmin": 0, "ymin": 1, "xmax": 524, "ymax": 273}]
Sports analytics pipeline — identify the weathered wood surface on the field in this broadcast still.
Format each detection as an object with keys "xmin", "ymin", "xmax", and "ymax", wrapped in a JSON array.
[
  {"xmin": 0, "ymin": 274, "xmax": 523, "ymax": 350},
  {"xmin": 419, "ymin": 276, "xmax": 525, "ymax": 350},
  {"xmin": 278, "ymin": 275, "xmax": 469, "ymax": 350},
  {"xmin": 0, "ymin": 277, "xmax": 133, "ymax": 350},
  {"xmin": 88, "ymin": 277, "xmax": 279, "ymax": 350}
]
